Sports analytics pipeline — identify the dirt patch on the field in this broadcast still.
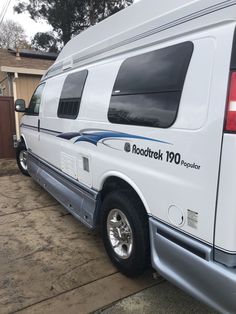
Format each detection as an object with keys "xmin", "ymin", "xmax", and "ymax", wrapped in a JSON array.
[{"xmin": 0, "ymin": 159, "xmax": 20, "ymax": 177}]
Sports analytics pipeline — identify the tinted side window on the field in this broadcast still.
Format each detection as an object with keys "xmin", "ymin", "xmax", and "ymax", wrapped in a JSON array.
[
  {"xmin": 58, "ymin": 70, "xmax": 88, "ymax": 119},
  {"xmin": 27, "ymin": 83, "xmax": 45, "ymax": 115},
  {"xmin": 109, "ymin": 42, "xmax": 193, "ymax": 128}
]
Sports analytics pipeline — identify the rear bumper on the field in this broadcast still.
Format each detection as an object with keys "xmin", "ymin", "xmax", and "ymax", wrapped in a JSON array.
[{"xmin": 149, "ymin": 217, "xmax": 236, "ymax": 313}]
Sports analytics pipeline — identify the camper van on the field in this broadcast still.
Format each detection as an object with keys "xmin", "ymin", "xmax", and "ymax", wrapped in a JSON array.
[{"xmin": 15, "ymin": 0, "xmax": 236, "ymax": 312}]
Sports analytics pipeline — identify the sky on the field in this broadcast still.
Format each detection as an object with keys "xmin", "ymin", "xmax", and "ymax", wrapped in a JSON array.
[
  {"xmin": 0, "ymin": 0, "xmax": 140, "ymax": 41},
  {"xmin": 0, "ymin": 0, "xmax": 52, "ymax": 40}
]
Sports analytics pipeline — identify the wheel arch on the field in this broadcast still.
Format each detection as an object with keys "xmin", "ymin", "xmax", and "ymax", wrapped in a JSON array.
[
  {"xmin": 20, "ymin": 134, "xmax": 28, "ymax": 148},
  {"xmin": 99, "ymin": 171, "xmax": 150, "ymax": 214},
  {"xmin": 97, "ymin": 171, "xmax": 150, "ymax": 216}
]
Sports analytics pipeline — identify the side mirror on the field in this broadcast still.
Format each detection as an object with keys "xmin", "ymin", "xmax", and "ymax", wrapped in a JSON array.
[{"xmin": 15, "ymin": 99, "xmax": 26, "ymax": 112}]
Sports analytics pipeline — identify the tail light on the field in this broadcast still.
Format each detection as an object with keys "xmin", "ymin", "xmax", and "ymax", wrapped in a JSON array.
[{"xmin": 225, "ymin": 71, "xmax": 236, "ymax": 132}]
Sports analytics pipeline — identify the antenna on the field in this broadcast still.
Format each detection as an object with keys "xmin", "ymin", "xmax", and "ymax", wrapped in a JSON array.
[{"xmin": 0, "ymin": 0, "xmax": 12, "ymax": 26}]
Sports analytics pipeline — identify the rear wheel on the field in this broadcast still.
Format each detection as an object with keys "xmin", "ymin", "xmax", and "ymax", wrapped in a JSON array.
[
  {"xmin": 101, "ymin": 190, "xmax": 150, "ymax": 277},
  {"xmin": 16, "ymin": 142, "xmax": 29, "ymax": 176}
]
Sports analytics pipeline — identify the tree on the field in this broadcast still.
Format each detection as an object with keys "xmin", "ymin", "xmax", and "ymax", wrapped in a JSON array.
[
  {"xmin": 0, "ymin": 19, "xmax": 28, "ymax": 49},
  {"xmin": 14, "ymin": 0, "xmax": 133, "ymax": 48},
  {"xmin": 32, "ymin": 32, "xmax": 59, "ymax": 53}
]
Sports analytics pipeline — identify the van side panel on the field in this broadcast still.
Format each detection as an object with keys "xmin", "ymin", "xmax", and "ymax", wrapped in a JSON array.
[
  {"xmin": 83, "ymin": 25, "xmax": 233, "ymax": 246},
  {"xmin": 21, "ymin": 23, "xmax": 234, "ymax": 248}
]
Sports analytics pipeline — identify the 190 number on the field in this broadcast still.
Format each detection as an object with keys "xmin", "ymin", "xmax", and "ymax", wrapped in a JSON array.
[{"xmin": 166, "ymin": 151, "xmax": 181, "ymax": 164}]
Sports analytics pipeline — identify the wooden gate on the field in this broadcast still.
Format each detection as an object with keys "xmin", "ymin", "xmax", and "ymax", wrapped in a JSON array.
[{"xmin": 0, "ymin": 97, "xmax": 16, "ymax": 159}]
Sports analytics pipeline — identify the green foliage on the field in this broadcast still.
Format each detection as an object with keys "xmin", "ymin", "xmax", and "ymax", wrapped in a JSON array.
[
  {"xmin": 32, "ymin": 32, "xmax": 59, "ymax": 53},
  {"xmin": 14, "ymin": 0, "xmax": 134, "ymax": 51}
]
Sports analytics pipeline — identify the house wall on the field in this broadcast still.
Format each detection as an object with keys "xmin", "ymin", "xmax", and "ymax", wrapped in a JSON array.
[
  {"xmin": 16, "ymin": 74, "xmax": 41, "ymax": 105},
  {"xmin": 0, "ymin": 48, "xmax": 56, "ymax": 141}
]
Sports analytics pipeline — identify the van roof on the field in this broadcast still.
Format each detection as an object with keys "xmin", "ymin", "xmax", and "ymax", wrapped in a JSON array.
[{"xmin": 43, "ymin": 0, "xmax": 236, "ymax": 80}]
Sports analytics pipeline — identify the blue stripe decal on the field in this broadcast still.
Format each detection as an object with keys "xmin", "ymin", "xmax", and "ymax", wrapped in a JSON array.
[
  {"xmin": 56, "ymin": 130, "xmax": 171, "ymax": 146},
  {"xmin": 74, "ymin": 131, "xmax": 171, "ymax": 145},
  {"xmin": 57, "ymin": 132, "xmax": 81, "ymax": 140}
]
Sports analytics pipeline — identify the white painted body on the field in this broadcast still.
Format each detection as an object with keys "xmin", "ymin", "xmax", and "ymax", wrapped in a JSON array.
[{"xmin": 19, "ymin": 1, "xmax": 236, "ymax": 309}]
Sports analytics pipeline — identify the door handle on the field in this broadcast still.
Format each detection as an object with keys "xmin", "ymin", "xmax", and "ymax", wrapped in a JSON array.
[{"xmin": 38, "ymin": 119, "xmax": 40, "ymax": 132}]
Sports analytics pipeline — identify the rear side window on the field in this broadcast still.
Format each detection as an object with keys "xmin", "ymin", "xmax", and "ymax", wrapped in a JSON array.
[
  {"xmin": 58, "ymin": 70, "xmax": 88, "ymax": 119},
  {"xmin": 108, "ymin": 42, "xmax": 193, "ymax": 128}
]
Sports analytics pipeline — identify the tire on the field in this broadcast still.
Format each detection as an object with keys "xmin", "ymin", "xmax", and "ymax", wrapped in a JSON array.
[
  {"xmin": 16, "ymin": 142, "xmax": 30, "ymax": 176},
  {"xmin": 101, "ymin": 190, "xmax": 150, "ymax": 277}
]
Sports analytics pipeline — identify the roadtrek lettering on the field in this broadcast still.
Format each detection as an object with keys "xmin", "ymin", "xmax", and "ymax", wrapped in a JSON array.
[{"xmin": 132, "ymin": 145, "xmax": 163, "ymax": 160}]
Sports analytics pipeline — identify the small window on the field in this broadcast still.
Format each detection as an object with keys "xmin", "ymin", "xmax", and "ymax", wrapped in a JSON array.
[
  {"xmin": 57, "ymin": 70, "xmax": 88, "ymax": 119},
  {"xmin": 108, "ymin": 42, "xmax": 193, "ymax": 128},
  {"xmin": 27, "ymin": 83, "xmax": 45, "ymax": 115}
]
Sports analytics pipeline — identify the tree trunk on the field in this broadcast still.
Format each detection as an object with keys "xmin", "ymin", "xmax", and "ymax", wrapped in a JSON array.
[
  {"xmin": 90, "ymin": 0, "xmax": 95, "ymax": 26},
  {"xmin": 102, "ymin": 0, "xmax": 106, "ymax": 19}
]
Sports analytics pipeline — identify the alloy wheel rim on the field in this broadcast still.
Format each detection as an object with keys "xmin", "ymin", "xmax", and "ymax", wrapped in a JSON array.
[
  {"xmin": 107, "ymin": 208, "xmax": 133, "ymax": 259},
  {"xmin": 19, "ymin": 150, "xmax": 28, "ymax": 171}
]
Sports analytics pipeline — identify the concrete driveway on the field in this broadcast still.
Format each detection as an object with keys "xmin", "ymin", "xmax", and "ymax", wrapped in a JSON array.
[{"xmin": 0, "ymin": 163, "xmax": 215, "ymax": 314}]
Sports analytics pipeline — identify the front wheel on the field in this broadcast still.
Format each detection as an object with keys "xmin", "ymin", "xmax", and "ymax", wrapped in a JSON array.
[
  {"xmin": 16, "ymin": 142, "xmax": 30, "ymax": 176},
  {"xmin": 101, "ymin": 190, "xmax": 150, "ymax": 277}
]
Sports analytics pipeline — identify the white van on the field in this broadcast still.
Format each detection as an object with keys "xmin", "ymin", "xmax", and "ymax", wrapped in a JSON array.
[{"xmin": 15, "ymin": 0, "xmax": 236, "ymax": 312}]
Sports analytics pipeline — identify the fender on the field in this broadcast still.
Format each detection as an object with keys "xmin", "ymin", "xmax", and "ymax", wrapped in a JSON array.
[
  {"xmin": 99, "ymin": 170, "xmax": 151, "ymax": 214},
  {"xmin": 20, "ymin": 134, "xmax": 28, "ymax": 149}
]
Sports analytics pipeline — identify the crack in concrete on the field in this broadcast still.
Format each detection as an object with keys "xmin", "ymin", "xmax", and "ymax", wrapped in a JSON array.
[
  {"xmin": 11, "ymin": 243, "xmax": 53, "ymax": 262},
  {"xmin": 10, "ymin": 271, "xmax": 119, "ymax": 314},
  {"xmin": 0, "ymin": 204, "xmax": 60, "ymax": 218},
  {"xmin": 51, "ymin": 258, "xmax": 100, "ymax": 285}
]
